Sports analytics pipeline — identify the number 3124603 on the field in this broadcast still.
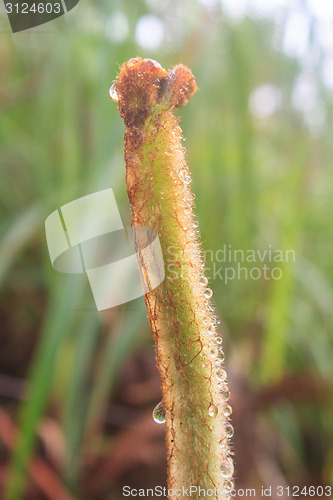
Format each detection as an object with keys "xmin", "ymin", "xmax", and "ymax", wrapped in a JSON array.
[{"xmin": 5, "ymin": 3, "xmax": 61, "ymax": 14}]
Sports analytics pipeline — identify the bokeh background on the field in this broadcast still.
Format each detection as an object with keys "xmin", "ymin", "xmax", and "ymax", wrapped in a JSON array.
[{"xmin": 1, "ymin": 0, "xmax": 333, "ymax": 498}]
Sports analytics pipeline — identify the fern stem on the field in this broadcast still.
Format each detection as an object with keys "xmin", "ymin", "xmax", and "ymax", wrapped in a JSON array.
[{"xmin": 111, "ymin": 57, "xmax": 234, "ymax": 499}]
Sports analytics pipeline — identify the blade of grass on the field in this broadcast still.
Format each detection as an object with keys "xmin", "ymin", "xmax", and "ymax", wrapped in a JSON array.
[{"xmin": 4, "ymin": 274, "xmax": 86, "ymax": 500}]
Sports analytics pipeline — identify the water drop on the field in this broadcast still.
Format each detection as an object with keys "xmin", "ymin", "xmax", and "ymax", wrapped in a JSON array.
[
  {"xmin": 225, "ymin": 423, "xmax": 234, "ymax": 438},
  {"xmin": 179, "ymin": 168, "xmax": 187, "ymax": 179},
  {"xmin": 143, "ymin": 58, "xmax": 162, "ymax": 68},
  {"xmin": 214, "ymin": 358, "xmax": 221, "ymax": 367},
  {"xmin": 224, "ymin": 404, "xmax": 232, "ymax": 418},
  {"xmin": 224, "ymin": 479, "xmax": 235, "ymax": 492},
  {"xmin": 218, "ymin": 349, "xmax": 225, "ymax": 362},
  {"xmin": 193, "ymin": 220, "xmax": 199, "ymax": 228},
  {"xmin": 153, "ymin": 401, "xmax": 165, "ymax": 424},
  {"xmin": 199, "ymin": 276, "xmax": 208, "ymax": 286},
  {"xmin": 220, "ymin": 457, "xmax": 234, "ymax": 478},
  {"xmin": 210, "ymin": 348, "xmax": 218, "ymax": 357},
  {"xmin": 216, "ymin": 336, "xmax": 223, "ymax": 345},
  {"xmin": 220, "ymin": 386, "xmax": 230, "ymax": 400},
  {"xmin": 219, "ymin": 437, "xmax": 227, "ymax": 449},
  {"xmin": 127, "ymin": 57, "xmax": 139, "ymax": 67},
  {"xmin": 204, "ymin": 288, "xmax": 213, "ymax": 299},
  {"xmin": 216, "ymin": 368, "xmax": 227, "ymax": 382},
  {"xmin": 212, "ymin": 315, "xmax": 221, "ymax": 326},
  {"xmin": 208, "ymin": 403, "xmax": 218, "ymax": 418},
  {"xmin": 207, "ymin": 326, "xmax": 215, "ymax": 336},
  {"xmin": 109, "ymin": 82, "xmax": 119, "ymax": 101}
]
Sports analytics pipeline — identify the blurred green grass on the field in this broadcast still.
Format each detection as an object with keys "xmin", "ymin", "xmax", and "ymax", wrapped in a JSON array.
[{"xmin": 0, "ymin": 0, "xmax": 333, "ymax": 498}]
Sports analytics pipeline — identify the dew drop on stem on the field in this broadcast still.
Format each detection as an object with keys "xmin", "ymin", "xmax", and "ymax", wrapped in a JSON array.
[
  {"xmin": 219, "ymin": 437, "xmax": 227, "ymax": 449},
  {"xmin": 207, "ymin": 326, "xmax": 215, "ymax": 336},
  {"xmin": 225, "ymin": 423, "xmax": 234, "ymax": 438},
  {"xmin": 219, "ymin": 352, "xmax": 225, "ymax": 363},
  {"xmin": 199, "ymin": 276, "xmax": 208, "ymax": 287},
  {"xmin": 216, "ymin": 368, "xmax": 227, "ymax": 382},
  {"xmin": 220, "ymin": 386, "xmax": 230, "ymax": 400},
  {"xmin": 224, "ymin": 479, "xmax": 235, "ymax": 493},
  {"xmin": 127, "ymin": 57, "xmax": 139, "ymax": 66},
  {"xmin": 109, "ymin": 82, "xmax": 119, "ymax": 101},
  {"xmin": 208, "ymin": 403, "xmax": 218, "ymax": 418},
  {"xmin": 220, "ymin": 457, "xmax": 234, "ymax": 478},
  {"xmin": 153, "ymin": 401, "xmax": 166, "ymax": 424},
  {"xmin": 210, "ymin": 348, "xmax": 218, "ymax": 357},
  {"xmin": 204, "ymin": 288, "xmax": 213, "ymax": 299},
  {"xmin": 224, "ymin": 404, "xmax": 232, "ymax": 418}
]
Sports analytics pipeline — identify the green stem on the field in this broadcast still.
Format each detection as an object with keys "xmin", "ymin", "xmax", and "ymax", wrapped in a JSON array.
[{"xmin": 111, "ymin": 57, "xmax": 233, "ymax": 499}]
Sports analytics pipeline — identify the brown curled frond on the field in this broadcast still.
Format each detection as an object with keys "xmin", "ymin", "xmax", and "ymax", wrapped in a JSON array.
[
  {"xmin": 113, "ymin": 57, "xmax": 198, "ymax": 127},
  {"xmin": 163, "ymin": 64, "xmax": 198, "ymax": 109}
]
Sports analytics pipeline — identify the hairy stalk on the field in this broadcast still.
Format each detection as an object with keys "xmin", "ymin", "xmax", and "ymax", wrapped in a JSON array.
[{"xmin": 110, "ymin": 58, "xmax": 234, "ymax": 499}]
